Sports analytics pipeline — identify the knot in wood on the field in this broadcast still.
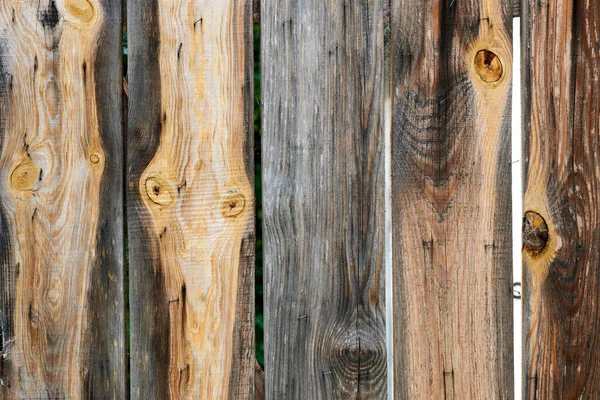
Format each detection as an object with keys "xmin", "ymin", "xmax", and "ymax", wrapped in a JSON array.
[
  {"xmin": 474, "ymin": 50, "xmax": 503, "ymax": 83},
  {"xmin": 66, "ymin": 0, "xmax": 95, "ymax": 23},
  {"xmin": 222, "ymin": 192, "xmax": 246, "ymax": 218},
  {"xmin": 144, "ymin": 176, "xmax": 174, "ymax": 206},
  {"xmin": 89, "ymin": 154, "xmax": 100, "ymax": 164},
  {"xmin": 10, "ymin": 160, "xmax": 40, "ymax": 191},
  {"xmin": 523, "ymin": 211, "xmax": 549, "ymax": 254}
]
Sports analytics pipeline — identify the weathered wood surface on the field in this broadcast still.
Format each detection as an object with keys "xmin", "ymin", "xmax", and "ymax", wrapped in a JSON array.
[
  {"xmin": 522, "ymin": 0, "xmax": 600, "ymax": 397},
  {"xmin": 0, "ymin": 0, "xmax": 125, "ymax": 398},
  {"xmin": 262, "ymin": 1, "xmax": 386, "ymax": 398},
  {"xmin": 253, "ymin": 1, "xmax": 520, "ymax": 22},
  {"xmin": 255, "ymin": 359, "xmax": 265, "ymax": 400},
  {"xmin": 127, "ymin": 0, "xmax": 255, "ymax": 398},
  {"xmin": 391, "ymin": 0, "xmax": 513, "ymax": 398}
]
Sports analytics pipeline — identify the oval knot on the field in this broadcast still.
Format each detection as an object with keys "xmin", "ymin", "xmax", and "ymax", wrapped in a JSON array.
[
  {"xmin": 145, "ymin": 176, "xmax": 174, "ymax": 206},
  {"xmin": 11, "ymin": 160, "xmax": 41, "ymax": 192},
  {"xmin": 474, "ymin": 49, "xmax": 503, "ymax": 83}
]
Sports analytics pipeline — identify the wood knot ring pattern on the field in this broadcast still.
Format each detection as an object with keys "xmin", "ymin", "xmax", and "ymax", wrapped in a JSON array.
[
  {"xmin": 523, "ymin": 211, "xmax": 549, "ymax": 254},
  {"xmin": 66, "ymin": 0, "xmax": 95, "ymax": 23},
  {"xmin": 221, "ymin": 192, "xmax": 246, "ymax": 218},
  {"xmin": 474, "ymin": 50, "xmax": 503, "ymax": 83},
  {"xmin": 145, "ymin": 176, "xmax": 174, "ymax": 206},
  {"xmin": 10, "ymin": 160, "xmax": 41, "ymax": 191},
  {"xmin": 89, "ymin": 154, "xmax": 100, "ymax": 164}
]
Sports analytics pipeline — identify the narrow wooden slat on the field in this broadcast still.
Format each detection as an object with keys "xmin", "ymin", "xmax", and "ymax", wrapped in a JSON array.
[
  {"xmin": 0, "ymin": 0, "xmax": 125, "ymax": 398},
  {"xmin": 391, "ymin": 0, "xmax": 513, "ymax": 398},
  {"xmin": 127, "ymin": 1, "xmax": 255, "ymax": 398},
  {"xmin": 262, "ymin": 1, "xmax": 386, "ymax": 398},
  {"xmin": 522, "ymin": 0, "xmax": 600, "ymax": 397}
]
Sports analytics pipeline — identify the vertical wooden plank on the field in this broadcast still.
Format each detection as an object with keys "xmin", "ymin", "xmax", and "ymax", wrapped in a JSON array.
[
  {"xmin": 127, "ymin": 1, "xmax": 254, "ymax": 398},
  {"xmin": 262, "ymin": 1, "xmax": 386, "ymax": 398},
  {"xmin": 0, "ymin": 0, "xmax": 125, "ymax": 398},
  {"xmin": 391, "ymin": 0, "xmax": 513, "ymax": 398},
  {"xmin": 522, "ymin": 0, "xmax": 600, "ymax": 397}
]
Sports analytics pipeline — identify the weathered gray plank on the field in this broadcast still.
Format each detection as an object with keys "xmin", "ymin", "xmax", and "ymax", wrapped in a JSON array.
[
  {"xmin": 262, "ymin": 1, "xmax": 386, "ymax": 398},
  {"xmin": 391, "ymin": 0, "xmax": 513, "ymax": 397}
]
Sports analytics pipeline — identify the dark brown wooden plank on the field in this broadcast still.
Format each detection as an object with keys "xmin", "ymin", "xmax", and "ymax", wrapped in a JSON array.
[
  {"xmin": 522, "ymin": 0, "xmax": 600, "ymax": 397},
  {"xmin": 262, "ymin": 1, "xmax": 386, "ymax": 398},
  {"xmin": 127, "ymin": 1, "xmax": 255, "ymax": 398},
  {"xmin": 391, "ymin": 0, "xmax": 513, "ymax": 398},
  {"xmin": 0, "ymin": 0, "xmax": 125, "ymax": 398}
]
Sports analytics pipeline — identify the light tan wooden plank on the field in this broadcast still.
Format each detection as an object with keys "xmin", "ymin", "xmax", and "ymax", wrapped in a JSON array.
[{"xmin": 127, "ymin": 1, "xmax": 255, "ymax": 398}]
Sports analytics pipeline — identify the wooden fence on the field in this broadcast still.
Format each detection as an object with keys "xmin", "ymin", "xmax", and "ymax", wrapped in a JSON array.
[{"xmin": 0, "ymin": 0, "xmax": 598, "ymax": 399}]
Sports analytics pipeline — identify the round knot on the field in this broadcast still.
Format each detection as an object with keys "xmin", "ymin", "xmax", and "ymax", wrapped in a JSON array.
[
  {"xmin": 221, "ymin": 192, "xmax": 246, "ymax": 218},
  {"xmin": 11, "ymin": 160, "xmax": 40, "ymax": 192},
  {"xmin": 474, "ymin": 49, "xmax": 503, "ymax": 83},
  {"xmin": 66, "ymin": 0, "xmax": 95, "ymax": 23},
  {"xmin": 523, "ymin": 211, "xmax": 549, "ymax": 254},
  {"xmin": 89, "ymin": 154, "xmax": 100, "ymax": 164},
  {"xmin": 145, "ymin": 176, "xmax": 174, "ymax": 206}
]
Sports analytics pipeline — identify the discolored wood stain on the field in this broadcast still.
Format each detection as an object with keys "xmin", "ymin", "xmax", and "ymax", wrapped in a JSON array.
[
  {"xmin": 522, "ymin": 0, "xmax": 600, "ymax": 397},
  {"xmin": 127, "ymin": 1, "xmax": 255, "ymax": 398},
  {"xmin": 262, "ymin": 1, "xmax": 386, "ymax": 398},
  {"xmin": 0, "ymin": 0, "xmax": 125, "ymax": 398},
  {"xmin": 390, "ymin": 0, "xmax": 513, "ymax": 397}
]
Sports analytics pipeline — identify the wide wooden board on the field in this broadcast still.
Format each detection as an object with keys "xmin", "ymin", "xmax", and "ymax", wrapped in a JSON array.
[
  {"xmin": 0, "ymin": 0, "xmax": 125, "ymax": 398},
  {"xmin": 262, "ymin": 1, "xmax": 386, "ymax": 398},
  {"xmin": 391, "ymin": 0, "xmax": 513, "ymax": 397},
  {"xmin": 127, "ymin": 1, "xmax": 255, "ymax": 398}
]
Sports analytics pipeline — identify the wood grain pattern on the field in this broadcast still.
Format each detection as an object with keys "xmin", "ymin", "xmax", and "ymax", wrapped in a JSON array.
[
  {"xmin": 522, "ymin": 0, "xmax": 600, "ymax": 397},
  {"xmin": 262, "ymin": 1, "xmax": 386, "ymax": 398},
  {"xmin": 0, "ymin": 0, "xmax": 125, "ymax": 398},
  {"xmin": 127, "ymin": 1, "xmax": 254, "ymax": 398},
  {"xmin": 255, "ymin": 359, "xmax": 264, "ymax": 400},
  {"xmin": 391, "ymin": 0, "xmax": 513, "ymax": 398}
]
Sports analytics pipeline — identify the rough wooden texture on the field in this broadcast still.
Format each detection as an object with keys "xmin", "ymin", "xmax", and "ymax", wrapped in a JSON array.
[
  {"xmin": 253, "ymin": 0, "xmax": 260, "ymax": 23},
  {"xmin": 262, "ymin": 1, "xmax": 386, "ymax": 398},
  {"xmin": 255, "ymin": 359, "xmax": 264, "ymax": 400},
  {"xmin": 127, "ymin": 0, "xmax": 255, "ymax": 398},
  {"xmin": 391, "ymin": 0, "xmax": 513, "ymax": 398},
  {"xmin": 522, "ymin": 0, "xmax": 600, "ymax": 397},
  {"xmin": 253, "ymin": 1, "xmax": 519, "ymax": 22},
  {"xmin": 0, "ymin": 0, "xmax": 125, "ymax": 398}
]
